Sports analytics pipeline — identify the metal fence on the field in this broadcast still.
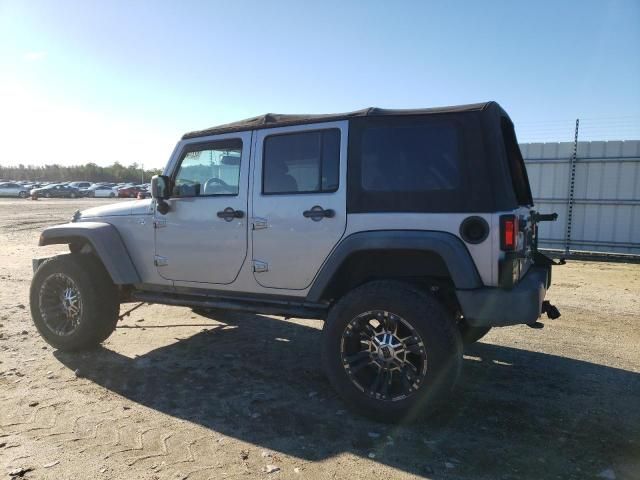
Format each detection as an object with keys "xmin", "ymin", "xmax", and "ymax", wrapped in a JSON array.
[{"xmin": 520, "ymin": 140, "xmax": 640, "ymax": 257}]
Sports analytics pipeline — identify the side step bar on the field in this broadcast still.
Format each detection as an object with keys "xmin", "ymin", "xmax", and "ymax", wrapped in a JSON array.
[{"xmin": 131, "ymin": 290, "xmax": 328, "ymax": 320}]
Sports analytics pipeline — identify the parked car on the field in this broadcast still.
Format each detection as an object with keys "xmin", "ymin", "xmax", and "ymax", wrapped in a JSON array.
[
  {"xmin": 117, "ymin": 185, "xmax": 146, "ymax": 198},
  {"xmin": 30, "ymin": 184, "xmax": 81, "ymax": 199},
  {"xmin": 69, "ymin": 181, "xmax": 93, "ymax": 194},
  {"xmin": 0, "ymin": 182, "xmax": 30, "ymax": 198},
  {"xmin": 30, "ymin": 102, "xmax": 562, "ymax": 422},
  {"xmin": 86, "ymin": 185, "xmax": 117, "ymax": 198}
]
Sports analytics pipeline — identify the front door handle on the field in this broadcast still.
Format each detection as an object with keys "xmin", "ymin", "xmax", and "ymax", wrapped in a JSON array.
[
  {"xmin": 303, "ymin": 205, "xmax": 335, "ymax": 221},
  {"xmin": 217, "ymin": 207, "xmax": 245, "ymax": 222}
]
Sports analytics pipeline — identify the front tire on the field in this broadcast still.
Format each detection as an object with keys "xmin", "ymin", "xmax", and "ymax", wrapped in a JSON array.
[
  {"xmin": 30, "ymin": 254, "xmax": 119, "ymax": 351},
  {"xmin": 18, "ymin": 191, "xmax": 27, "ymax": 198},
  {"xmin": 322, "ymin": 280, "xmax": 462, "ymax": 423}
]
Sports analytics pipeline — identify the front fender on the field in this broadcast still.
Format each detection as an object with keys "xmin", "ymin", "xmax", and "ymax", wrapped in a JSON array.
[{"xmin": 38, "ymin": 222, "xmax": 141, "ymax": 285}]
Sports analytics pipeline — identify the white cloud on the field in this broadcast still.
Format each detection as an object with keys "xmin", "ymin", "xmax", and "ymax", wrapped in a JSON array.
[{"xmin": 23, "ymin": 51, "xmax": 47, "ymax": 62}]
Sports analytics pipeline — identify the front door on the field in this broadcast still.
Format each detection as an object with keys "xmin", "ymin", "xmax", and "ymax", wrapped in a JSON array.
[
  {"xmin": 154, "ymin": 132, "xmax": 251, "ymax": 284},
  {"xmin": 251, "ymin": 121, "xmax": 348, "ymax": 290}
]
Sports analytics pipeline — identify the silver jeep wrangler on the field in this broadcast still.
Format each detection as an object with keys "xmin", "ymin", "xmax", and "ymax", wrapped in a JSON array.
[{"xmin": 30, "ymin": 102, "xmax": 560, "ymax": 422}]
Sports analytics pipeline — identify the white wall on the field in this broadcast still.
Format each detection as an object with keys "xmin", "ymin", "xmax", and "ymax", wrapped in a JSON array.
[{"xmin": 521, "ymin": 140, "xmax": 640, "ymax": 255}]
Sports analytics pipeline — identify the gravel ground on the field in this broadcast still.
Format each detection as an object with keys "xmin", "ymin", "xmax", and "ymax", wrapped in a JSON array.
[{"xmin": 0, "ymin": 198, "xmax": 639, "ymax": 480}]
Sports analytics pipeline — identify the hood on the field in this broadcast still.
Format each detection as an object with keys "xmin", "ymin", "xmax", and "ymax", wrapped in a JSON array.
[{"xmin": 79, "ymin": 199, "xmax": 154, "ymax": 219}]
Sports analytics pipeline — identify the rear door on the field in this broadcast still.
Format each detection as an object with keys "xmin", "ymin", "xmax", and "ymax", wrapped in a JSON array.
[{"xmin": 251, "ymin": 121, "xmax": 348, "ymax": 290}]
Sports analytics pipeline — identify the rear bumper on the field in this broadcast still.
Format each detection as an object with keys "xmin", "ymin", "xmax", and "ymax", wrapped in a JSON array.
[{"xmin": 456, "ymin": 266, "xmax": 550, "ymax": 327}]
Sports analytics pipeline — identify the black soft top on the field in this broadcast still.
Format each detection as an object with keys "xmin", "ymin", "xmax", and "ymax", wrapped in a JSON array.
[{"xmin": 183, "ymin": 101, "xmax": 505, "ymax": 139}]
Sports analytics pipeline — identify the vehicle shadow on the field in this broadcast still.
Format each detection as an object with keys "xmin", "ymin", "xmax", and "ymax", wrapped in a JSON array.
[{"xmin": 54, "ymin": 312, "xmax": 640, "ymax": 479}]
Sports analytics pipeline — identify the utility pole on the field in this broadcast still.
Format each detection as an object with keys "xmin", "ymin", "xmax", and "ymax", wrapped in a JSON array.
[{"xmin": 141, "ymin": 163, "xmax": 144, "ymax": 184}]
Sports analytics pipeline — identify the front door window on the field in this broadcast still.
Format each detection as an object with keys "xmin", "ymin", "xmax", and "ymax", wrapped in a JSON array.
[{"xmin": 173, "ymin": 140, "xmax": 242, "ymax": 197}]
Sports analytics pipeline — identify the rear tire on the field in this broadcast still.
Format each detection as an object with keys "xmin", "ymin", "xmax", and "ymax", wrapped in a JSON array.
[
  {"xmin": 321, "ymin": 280, "xmax": 462, "ymax": 423},
  {"xmin": 458, "ymin": 320, "xmax": 491, "ymax": 345},
  {"xmin": 30, "ymin": 254, "xmax": 119, "ymax": 351},
  {"xmin": 18, "ymin": 191, "xmax": 27, "ymax": 198}
]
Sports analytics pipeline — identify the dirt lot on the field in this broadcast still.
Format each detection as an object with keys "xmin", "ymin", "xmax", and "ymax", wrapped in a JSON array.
[{"xmin": 0, "ymin": 198, "xmax": 639, "ymax": 480}]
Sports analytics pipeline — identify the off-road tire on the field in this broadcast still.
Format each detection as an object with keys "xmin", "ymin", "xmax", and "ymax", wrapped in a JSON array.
[
  {"xmin": 30, "ymin": 254, "xmax": 119, "ymax": 351},
  {"xmin": 321, "ymin": 280, "xmax": 463, "ymax": 423},
  {"xmin": 458, "ymin": 321, "xmax": 491, "ymax": 345}
]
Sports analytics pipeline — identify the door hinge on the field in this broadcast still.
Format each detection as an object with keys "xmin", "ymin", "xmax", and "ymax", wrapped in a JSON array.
[
  {"xmin": 154, "ymin": 255, "xmax": 168, "ymax": 267},
  {"xmin": 252, "ymin": 260, "xmax": 268, "ymax": 273},
  {"xmin": 252, "ymin": 217, "xmax": 268, "ymax": 230},
  {"xmin": 154, "ymin": 218, "xmax": 167, "ymax": 229}
]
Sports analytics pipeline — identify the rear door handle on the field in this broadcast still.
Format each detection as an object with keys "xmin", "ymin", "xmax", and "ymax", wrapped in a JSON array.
[
  {"xmin": 217, "ymin": 207, "xmax": 244, "ymax": 221},
  {"xmin": 303, "ymin": 206, "xmax": 335, "ymax": 221}
]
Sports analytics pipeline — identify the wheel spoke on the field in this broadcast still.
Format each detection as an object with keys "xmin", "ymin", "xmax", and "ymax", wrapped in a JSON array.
[
  {"xmin": 348, "ymin": 356, "xmax": 373, "ymax": 375},
  {"xmin": 384, "ymin": 315, "xmax": 398, "ymax": 335},
  {"xmin": 370, "ymin": 368, "xmax": 384, "ymax": 394},
  {"xmin": 359, "ymin": 323, "xmax": 377, "ymax": 340},
  {"xmin": 381, "ymin": 370, "xmax": 392, "ymax": 398},
  {"xmin": 344, "ymin": 350, "xmax": 371, "ymax": 364}
]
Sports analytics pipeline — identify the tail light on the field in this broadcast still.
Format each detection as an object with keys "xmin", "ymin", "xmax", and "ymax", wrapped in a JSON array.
[
  {"xmin": 500, "ymin": 215, "xmax": 519, "ymax": 251},
  {"xmin": 499, "ymin": 214, "xmax": 520, "ymax": 289}
]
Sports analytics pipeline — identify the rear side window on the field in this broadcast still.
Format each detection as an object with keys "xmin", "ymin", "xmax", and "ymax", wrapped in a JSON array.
[
  {"xmin": 348, "ymin": 115, "xmax": 498, "ymax": 213},
  {"xmin": 360, "ymin": 124, "xmax": 460, "ymax": 192},
  {"xmin": 262, "ymin": 129, "xmax": 340, "ymax": 194}
]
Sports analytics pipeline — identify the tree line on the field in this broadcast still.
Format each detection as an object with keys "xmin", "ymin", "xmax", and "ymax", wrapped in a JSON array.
[{"xmin": 0, "ymin": 162, "xmax": 163, "ymax": 183}]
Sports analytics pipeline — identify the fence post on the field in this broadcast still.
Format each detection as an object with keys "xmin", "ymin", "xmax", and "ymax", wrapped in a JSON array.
[{"xmin": 564, "ymin": 118, "xmax": 580, "ymax": 255}]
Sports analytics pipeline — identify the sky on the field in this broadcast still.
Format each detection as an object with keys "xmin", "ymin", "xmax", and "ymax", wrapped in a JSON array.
[{"xmin": 0, "ymin": 0, "xmax": 639, "ymax": 168}]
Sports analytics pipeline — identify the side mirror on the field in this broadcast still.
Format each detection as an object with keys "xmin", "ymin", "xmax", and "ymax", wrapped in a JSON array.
[
  {"xmin": 151, "ymin": 175, "xmax": 171, "ymax": 200},
  {"xmin": 151, "ymin": 175, "xmax": 172, "ymax": 215}
]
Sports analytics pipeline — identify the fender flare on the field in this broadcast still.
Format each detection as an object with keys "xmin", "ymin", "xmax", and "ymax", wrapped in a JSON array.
[
  {"xmin": 306, "ymin": 230, "xmax": 482, "ymax": 302},
  {"xmin": 38, "ymin": 222, "xmax": 141, "ymax": 285}
]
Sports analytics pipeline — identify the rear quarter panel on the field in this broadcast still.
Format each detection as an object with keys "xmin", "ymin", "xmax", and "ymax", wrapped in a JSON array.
[{"xmin": 345, "ymin": 213, "xmax": 497, "ymax": 286}]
